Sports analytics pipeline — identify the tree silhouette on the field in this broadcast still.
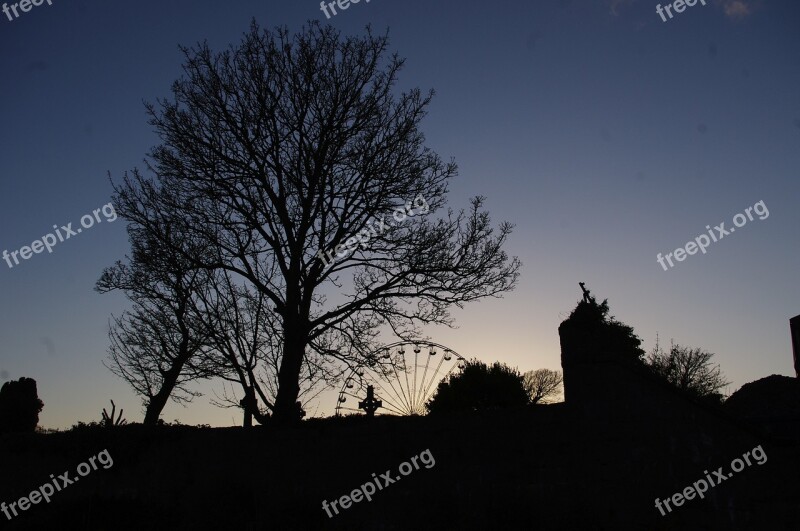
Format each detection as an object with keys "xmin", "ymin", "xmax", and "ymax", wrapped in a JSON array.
[
  {"xmin": 97, "ymin": 184, "xmax": 218, "ymax": 425},
  {"xmin": 195, "ymin": 270, "xmax": 276, "ymax": 427},
  {"xmin": 646, "ymin": 337, "xmax": 729, "ymax": 403},
  {"xmin": 0, "ymin": 377, "xmax": 44, "ymax": 433},
  {"xmin": 115, "ymin": 21, "xmax": 521, "ymax": 423},
  {"xmin": 523, "ymin": 369, "xmax": 563, "ymax": 404},
  {"xmin": 193, "ymin": 270, "xmax": 329, "ymax": 426},
  {"xmin": 426, "ymin": 360, "xmax": 528, "ymax": 414}
]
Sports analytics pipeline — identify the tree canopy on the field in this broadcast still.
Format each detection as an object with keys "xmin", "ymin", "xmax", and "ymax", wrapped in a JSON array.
[
  {"xmin": 646, "ymin": 338, "xmax": 729, "ymax": 403},
  {"xmin": 523, "ymin": 369, "xmax": 563, "ymax": 404},
  {"xmin": 426, "ymin": 360, "xmax": 529, "ymax": 414},
  {"xmin": 102, "ymin": 21, "xmax": 521, "ymax": 423}
]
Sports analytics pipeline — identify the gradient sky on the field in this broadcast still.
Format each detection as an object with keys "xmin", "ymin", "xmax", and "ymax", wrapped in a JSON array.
[{"xmin": 1, "ymin": 0, "xmax": 798, "ymax": 428}]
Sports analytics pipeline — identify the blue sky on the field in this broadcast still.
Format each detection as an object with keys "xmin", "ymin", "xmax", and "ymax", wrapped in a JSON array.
[{"xmin": 1, "ymin": 0, "xmax": 798, "ymax": 428}]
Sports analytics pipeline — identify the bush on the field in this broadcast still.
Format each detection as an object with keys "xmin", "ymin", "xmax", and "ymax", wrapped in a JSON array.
[
  {"xmin": 646, "ymin": 339, "xmax": 729, "ymax": 402},
  {"xmin": 426, "ymin": 360, "xmax": 529, "ymax": 414}
]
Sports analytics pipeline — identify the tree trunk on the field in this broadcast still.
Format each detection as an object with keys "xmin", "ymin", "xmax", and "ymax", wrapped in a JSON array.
[
  {"xmin": 143, "ymin": 334, "xmax": 193, "ymax": 426},
  {"xmin": 143, "ymin": 369, "xmax": 180, "ymax": 426},
  {"xmin": 272, "ymin": 323, "xmax": 306, "ymax": 425},
  {"xmin": 242, "ymin": 385, "xmax": 255, "ymax": 427}
]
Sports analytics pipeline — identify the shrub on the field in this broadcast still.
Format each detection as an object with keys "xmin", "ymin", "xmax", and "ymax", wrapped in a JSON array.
[{"xmin": 426, "ymin": 359, "xmax": 528, "ymax": 414}]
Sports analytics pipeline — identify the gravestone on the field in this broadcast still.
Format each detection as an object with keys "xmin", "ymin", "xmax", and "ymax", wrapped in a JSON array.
[{"xmin": 358, "ymin": 385, "xmax": 382, "ymax": 418}]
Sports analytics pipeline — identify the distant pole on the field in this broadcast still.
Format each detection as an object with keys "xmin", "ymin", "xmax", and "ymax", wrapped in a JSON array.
[{"xmin": 791, "ymin": 315, "xmax": 800, "ymax": 378}]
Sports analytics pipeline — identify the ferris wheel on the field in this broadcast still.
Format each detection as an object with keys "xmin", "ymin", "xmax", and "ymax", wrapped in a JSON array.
[{"xmin": 335, "ymin": 341, "xmax": 466, "ymax": 416}]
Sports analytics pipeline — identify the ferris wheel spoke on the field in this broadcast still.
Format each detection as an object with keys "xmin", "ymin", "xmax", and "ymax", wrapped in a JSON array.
[
  {"xmin": 400, "ymin": 353, "xmax": 415, "ymax": 413},
  {"xmin": 341, "ymin": 390, "xmax": 364, "ymax": 401},
  {"xmin": 419, "ymin": 351, "xmax": 447, "ymax": 409},
  {"xmin": 415, "ymin": 347, "xmax": 438, "ymax": 410},
  {"xmin": 374, "ymin": 366, "xmax": 412, "ymax": 414},
  {"xmin": 384, "ymin": 353, "xmax": 414, "ymax": 414},
  {"xmin": 375, "ymin": 362, "xmax": 412, "ymax": 412},
  {"xmin": 377, "ymin": 400, "xmax": 407, "ymax": 415},
  {"xmin": 394, "ymin": 362, "xmax": 416, "ymax": 414},
  {"xmin": 422, "ymin": 355, "xmax": 462, "ymax": 408},
  {"xmin": 335, "ymin": 342, "xmax": 465, "ymax": 417},
  {"xmin": 411, "ymin": 348, "xmax": 420, "ymax": 413},
  {"xmin": 439, "ymin": 357, "xmax": 464, "ymax": 383},
  {"xmin": 371, "ymin": 374, "xmax": 411, "ymax": 415}
]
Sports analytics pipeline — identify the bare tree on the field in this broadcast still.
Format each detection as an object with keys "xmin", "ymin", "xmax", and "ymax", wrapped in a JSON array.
[
  {"xmin": 124, "ymin": 21, "xmax": 520, "ymax": 423},
  {"xmin": 194, "ymin": 271, "xmax": 275, "ymax": 426},
  {"xmin": 97, "ymin": 177, "xmax": 217, "ymax": 425},
  {"xmin": 646, "ymin": 337, "xmax": 730, "ymax": 400},
  {"xmin": 523, "ymin": 369, "xmax": 563, "ymax": 404},
  {"xmin": 193, "ymin": 270, "xmax": 330, "ymax": 426}
]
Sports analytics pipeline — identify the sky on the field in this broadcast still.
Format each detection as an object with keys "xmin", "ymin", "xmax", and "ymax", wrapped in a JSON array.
[{"xmin": 0, "ymin": 0, "xmax": 798, "ymax": 429}]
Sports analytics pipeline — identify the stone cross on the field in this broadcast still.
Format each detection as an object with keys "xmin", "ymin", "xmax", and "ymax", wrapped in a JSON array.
[{"xmin": 358, "ymin": 385, "xmax": 382, "ymax": 418}]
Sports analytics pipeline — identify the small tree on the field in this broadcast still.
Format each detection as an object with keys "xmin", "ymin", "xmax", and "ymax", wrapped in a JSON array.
[
  {"xmin": 523, "ymin": 369, "xmax": 563, "ymax": 404},
  {"xmin": 97, "ymin": 185, "xmax": 219, "ymax": 426},
  {"xmin": 426, "ymin": 360, "xmax": 528, "ymax": 414},
  {"xmin": 646, "ymin": 338, "xmax": 729, "ymax": 402},
  {"xmin": 0, "ymin": 377, "xmax": 44, "ymax": 433}
]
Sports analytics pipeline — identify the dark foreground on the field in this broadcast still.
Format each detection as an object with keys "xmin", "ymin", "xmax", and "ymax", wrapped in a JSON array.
[{"xmin": 1, "ymin": 404, "xmax": 798, "ymax": 530}]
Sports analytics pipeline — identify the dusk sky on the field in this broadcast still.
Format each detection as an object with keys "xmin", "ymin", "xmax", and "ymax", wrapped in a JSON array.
[{"xmin": 1, "ymin": 0, "xmax": 798, "ymax": 428}]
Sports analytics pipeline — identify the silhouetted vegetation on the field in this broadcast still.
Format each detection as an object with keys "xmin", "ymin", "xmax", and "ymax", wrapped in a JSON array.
[
  {"xmin": 96, "ymin": 197, "xmax": 220, "ymax": 426},
  {"xmin": 523, "ymin": 369, "xmax": 563, "ymax": 404},
  {"xmin": 560, "ymin": 292, "xmax": 645, "ymax": 364},
  {"xmin": 0, "ymin": 377, "xmax": 44, "ymax": 434},
  {"xmin": 426, "ymin": 360, "xmax": 528, "ymax": 414},
  {"xmin": 101, "ymin": 400, "xmax": 128, "ymax": 428},
  {"xmin": 103, "ymin": 21, "xmax": 520, "ymax": 424},
  {"xmin": 646, "ymin": 338, "xmax": 729, "ymax": 404},
  {"xmin": 725, "ymin": 374, "xmax": 800, "ymax": 418}
]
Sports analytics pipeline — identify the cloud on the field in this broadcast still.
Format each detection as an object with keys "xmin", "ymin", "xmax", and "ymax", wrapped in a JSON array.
[
  {"xmin": 720, "ymin": 0, "xmax": 750, "ymax": 18},
  {"xmin": 607, "ymin": 0, "xmax": 759, "ymax": 20},
  {"xmin": 714, "ymin": 0, "xmax": 760, "ymax": 19}
]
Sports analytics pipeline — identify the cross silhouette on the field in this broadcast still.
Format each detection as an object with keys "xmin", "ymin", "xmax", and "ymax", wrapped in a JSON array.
[{"xmin": 358, "ymin": 385, "xmax": 382, "ymax": 418}]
